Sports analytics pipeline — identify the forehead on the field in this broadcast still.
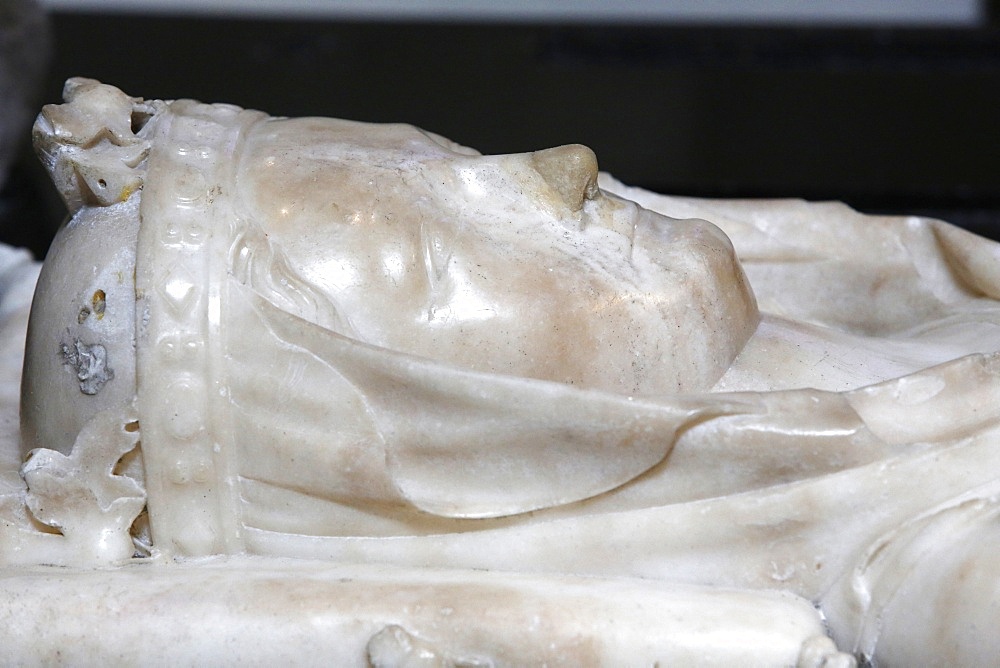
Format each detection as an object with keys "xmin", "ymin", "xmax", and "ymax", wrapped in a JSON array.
[
  {"xmin": 237, "ymin": 116, "xmax": 468, "ymax": 231},
  {"xmin": 244, "ymin": 116, "xmax": 460, "ymax": 165}
]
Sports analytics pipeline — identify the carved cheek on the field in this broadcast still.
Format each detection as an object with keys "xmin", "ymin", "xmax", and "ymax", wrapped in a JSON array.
[{"xmin": 317, "ymin": 223, "xmax": 433, "ymax": 344}]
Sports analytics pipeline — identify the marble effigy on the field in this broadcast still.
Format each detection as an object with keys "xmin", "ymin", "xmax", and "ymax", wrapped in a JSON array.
[{"xmin": 4, "ymin": 78, "xmax": 1000, "ymax": 665}]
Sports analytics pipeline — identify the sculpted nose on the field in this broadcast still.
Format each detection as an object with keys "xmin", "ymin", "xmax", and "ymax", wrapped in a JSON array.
[{"xmin": 530, "ymin": 144, "xmax": 599, "ymax": 212}]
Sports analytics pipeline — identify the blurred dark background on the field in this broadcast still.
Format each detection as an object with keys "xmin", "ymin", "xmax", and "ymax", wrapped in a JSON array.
[{"xmin": 5, "ymin": 1, "xmax": 1000, "ymax": 257}]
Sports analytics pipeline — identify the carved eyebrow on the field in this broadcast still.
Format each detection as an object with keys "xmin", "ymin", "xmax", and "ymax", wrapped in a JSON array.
[
  {"xmin": 417, "ymin": 129, "xmax": 481, "ymax": 157},
  {"xmin": 420, "ymin": 218, "xmax": 453, "ymax": 284},
  {"xmin": 419, "ymin": 216, "xmax": 452, "ymax": 323},
  {"xmin": 411, "ymin": 165, "xmax": 461, "ymax": 288}
]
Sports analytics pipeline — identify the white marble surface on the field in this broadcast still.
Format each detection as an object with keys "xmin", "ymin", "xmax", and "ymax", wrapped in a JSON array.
[
  {"xmin": 7, "ymin": 79, "xmax": 1000, "ymax": 664},
  {"xmin": 2, "ymin": 557, "xmax": 845, "ymax": 666}
]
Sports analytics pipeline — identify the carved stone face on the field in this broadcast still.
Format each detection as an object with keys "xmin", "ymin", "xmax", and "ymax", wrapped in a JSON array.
[
  {"xmin": 22, "ymin": 81, "xmax": 758, "ymax": 465},
  {"xmin": 236, "ymin": 117, "xmax": 759, "ymax": 397}
]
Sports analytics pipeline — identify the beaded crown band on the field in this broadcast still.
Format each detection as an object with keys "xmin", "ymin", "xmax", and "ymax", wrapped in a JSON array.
[{"xmin": 33, "ymin": 79, "xmax": 267, "ymax": 555}]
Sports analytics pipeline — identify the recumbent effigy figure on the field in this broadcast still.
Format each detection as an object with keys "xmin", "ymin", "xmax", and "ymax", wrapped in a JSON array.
[{"xmin": 2, "ymin": 78, "xmax": 1000, "ymax": 665}]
